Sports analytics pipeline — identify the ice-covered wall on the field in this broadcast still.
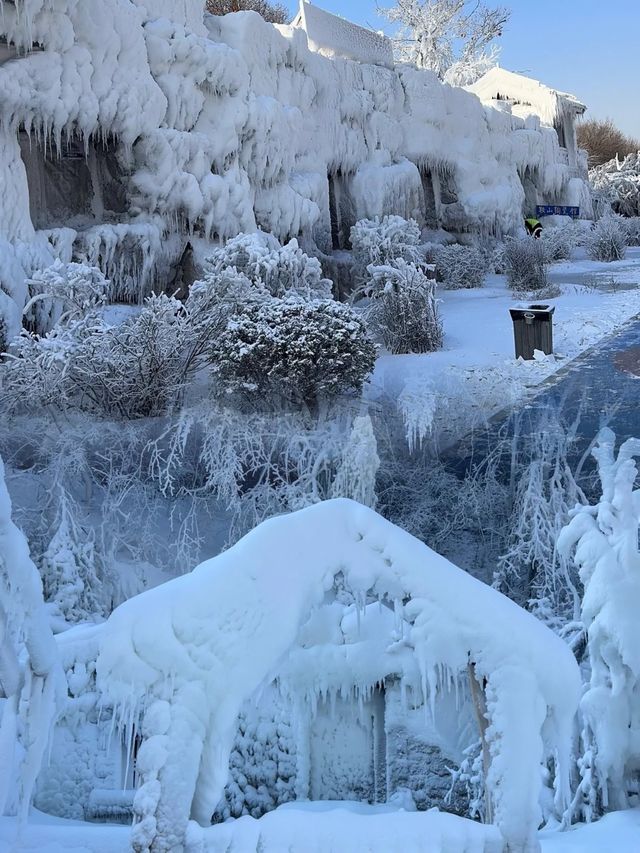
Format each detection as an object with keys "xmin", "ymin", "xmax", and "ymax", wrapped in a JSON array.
[{"xmin": 0, "ymin": 1, "xmax": 589, "ymax": 339}]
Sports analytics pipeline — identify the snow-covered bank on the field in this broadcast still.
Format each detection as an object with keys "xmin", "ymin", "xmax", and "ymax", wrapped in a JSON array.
[
  {"xmin": 368, "ymin": 251, "xmax": 640, "ymax": 447},
  {"xmin": 2, "ymin": 805, "xmax": 640, "ymax": 852}
]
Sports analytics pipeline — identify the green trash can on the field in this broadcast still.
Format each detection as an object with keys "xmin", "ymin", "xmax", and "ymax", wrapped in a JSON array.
[{"xmin": 509, "ymin": 303, "xmax": 555, "ymax": 360}]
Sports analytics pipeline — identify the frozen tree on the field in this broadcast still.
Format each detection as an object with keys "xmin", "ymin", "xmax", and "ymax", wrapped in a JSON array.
[
  {"xmin": 0, "ymin": 455, "xmax": 65, "ymax": 821},
  {"xmin": 585, "ymin": 214, "xmax": 628, "ymax": 262},
  {"xmin": 380, "ymin": 0, "xmax": 509, "ymax": 83},
  {"xmin": 209, "ymin": 297, "xmax": 376, "ymax": 407},
  {"xmin": 329, "ymin": 414, "xmax": 380, "ymax": 508},
  {"xmin": 434, "ymin": 244, "xmax": 489, "ymax": 288},
  {"xmin": 40, "ymin": 489, "xmax": 109, "ymax": 624},
  {"xmin": 359, "ymin": 259, "xmax": 442, "ymax": 354},
  {"xmin": 558, "ymin": 428, "xmax": 640, "ymax": 819},
  {"xmin": 577, "ymin": 118, "xmax": 640, "ymax": 168},
  {"xmin": 503, "ymin": 236, "xmax": 549, "ymax": 292}
]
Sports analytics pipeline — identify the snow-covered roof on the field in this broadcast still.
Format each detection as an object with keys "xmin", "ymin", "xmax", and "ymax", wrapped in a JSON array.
[
  {"xmin": 467, "ymin": 67, "xmax": 586, "ymax": 128},
  {"xmin": 292, "ymin": 1, "xmax": 394, "ymax": 69}
]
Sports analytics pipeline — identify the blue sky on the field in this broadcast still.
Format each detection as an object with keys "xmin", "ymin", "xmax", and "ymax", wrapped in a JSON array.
[{"xmin": 286, "ymin": 0, "xmax": 640, "ymax": 139}]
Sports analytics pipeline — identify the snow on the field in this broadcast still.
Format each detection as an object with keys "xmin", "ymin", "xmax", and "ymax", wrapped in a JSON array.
[
  {"xmin": 96, "ymin": 498, "xmax": 579, "ymax": 853},
  {"xmin": 467, "ymin": 67, "xmax": 586, "ymax": 130},
  {"xmin": 3, "ymin": 805, "xmax": 640, "ymax": 853},
  {"xmin": 369, "ymin": 250, "xmax": 640, "ymax": 448},
  {"xmin": 293, "ymin": 1, "xmax": 394, "ymax": 69}
]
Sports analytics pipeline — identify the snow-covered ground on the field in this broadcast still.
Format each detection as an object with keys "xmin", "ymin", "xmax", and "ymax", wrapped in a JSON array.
[
  {"xmin": 368, "ymin": 249, "xmax": 640, "ymax": 447},
  {"xmin": 3, "ymin": 804, "xmax": 640, "ymax": 852}
]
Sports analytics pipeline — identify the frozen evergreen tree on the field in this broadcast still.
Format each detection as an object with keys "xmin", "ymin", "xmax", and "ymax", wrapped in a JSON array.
[{"xmin": 210, "ymin": 297, "xmax": 376, "ymax": 407}]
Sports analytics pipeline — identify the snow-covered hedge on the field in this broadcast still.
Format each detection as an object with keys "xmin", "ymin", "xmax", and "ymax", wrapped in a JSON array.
[
  {"xmin": 503, "ymin": 237, "xmax": 549, "ymax": 291},
  {"xmin": 361, "ymin": 260, "xmax": 442, "ymax": 354},
  {"xmin": 585, "ymin": 214, "xmax": 628, "ymax": 262},
  {"xmin": 206, "ymin": 232, "xmax": 333, "ymax": 299},
  {"xmin": 210, "ymin": 298, "xmax": 376, "ymax": 406},
  {"xmin": 434, "ymin": 244, "xmax": 489, "ymax": 289}
]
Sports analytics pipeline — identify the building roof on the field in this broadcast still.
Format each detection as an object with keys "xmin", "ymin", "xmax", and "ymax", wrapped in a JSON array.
[{"xmin": 467, "ymin": 66, "xmax": 586, "ymax": 127}]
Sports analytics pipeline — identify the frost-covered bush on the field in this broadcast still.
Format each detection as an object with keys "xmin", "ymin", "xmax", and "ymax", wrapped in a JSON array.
[
  {"xmin": 589, "ymin": 151, "xmax": 640, "ymax": 218},
  {"xmin": 622, "ymin": 217, "xmax": 640, "ymax": 246},
  {"xmin": 210, "ymin": 298, "xmax": 376, "ymax": 406},
  {"xmin": 206, "ymin": 232, "xmax": 332, "ymax": 299},
  {"xmin": 361, "ymin": 259, "xmax": 442, "ymax": 354},
  {"xmin": 351, "ymin": 215, "xmax": 422, "ymax": 283},
  {"xmin": 434, "ymin": 244, "xmax": 489, "ymax": 289},
  {"xmin": 540, "ymin": 225, "xmax": 576, "ymax": 262},
  {"xmin": 1, "ymin": 295, "xmax": 193, "ymax": 418},
  {"xmin": 24, "ymin": 260, "xmax": 109, "ymax": 334},
  {"xmin": 503, "ymin": 236, "xmax": 549, "ymax": 291},
  {"xmin": 585, "ymin": 214, "xmax": 628, "ymax": 262}
]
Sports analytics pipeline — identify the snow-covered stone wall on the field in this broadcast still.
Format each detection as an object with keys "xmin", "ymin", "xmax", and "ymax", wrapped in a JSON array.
[{"xmin": 0, "ymin": 0, "xmax": 589, "ymax": 341}]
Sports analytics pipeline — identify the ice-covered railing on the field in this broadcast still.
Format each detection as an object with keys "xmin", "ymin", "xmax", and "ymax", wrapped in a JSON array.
[{"xmin": 97, "ymin": 498, "xmax": 580, "ymax": 853}]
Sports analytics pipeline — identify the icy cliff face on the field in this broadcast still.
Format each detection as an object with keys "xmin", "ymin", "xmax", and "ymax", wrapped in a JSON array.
[{"xmin": 0, "ymin": 0, "xmax": 587, "ymax": 341}]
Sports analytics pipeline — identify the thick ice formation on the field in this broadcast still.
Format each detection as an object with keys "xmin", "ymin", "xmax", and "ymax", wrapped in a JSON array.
[
  {"xmin": 0, "ymin": 455, "xmax": 65, "ymax": 822},
  {"xmin": 558, "ymin": 429, "xmax": 640, "ymax": 815},
  {"xmin": 97, "ymin": 498, "xmax": 580, "ymax": 853},
  {"xmin": 0, "ymin": 1, "xmax": 589, "ymax": 338}
]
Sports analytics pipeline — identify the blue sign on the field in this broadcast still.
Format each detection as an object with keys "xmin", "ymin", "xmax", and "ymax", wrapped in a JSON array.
[{"xmin": 536, "ymin": 205, "xmax": 580, "ymax": 218}]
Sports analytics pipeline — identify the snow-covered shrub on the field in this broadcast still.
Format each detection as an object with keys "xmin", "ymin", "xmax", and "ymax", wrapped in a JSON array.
[
  {"xmin": 210, "ymin": 298, "xmax": 376, "ymax": 406},
  {"xmin": 1, "ymin": 295, "xmax": 194, "ymax": 418},
  {"xmin": 540, "ymin": 225, "xmax": 576, "ymax": 262},
  {"xmin": 351, "ymin": 215, "xmax": 422, "ymax": 284},
  {"xmin": 206, "ymin": 232, "xmax": 332, "ymax": 299},
  {"xmin": 434, "ymin": 244, "xmax": 489, "ymax": 289},
  {"xmin": 622, "ymin": 216, "xmax": 640, "ymax": 246},
  {"xmin": 585, "ymin": 214, "xmax": 628, "ymax": 262},
  {"xmin": 360, "ymin": 259, "xmax": 442, "ymax": 354},
  {"xmin": 24, "ymin": 261, "xmax": 109, "ymax": 334},
  {"xmin": 503, "ymin": 236, "xmax": 549, "ymax": 291}
]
